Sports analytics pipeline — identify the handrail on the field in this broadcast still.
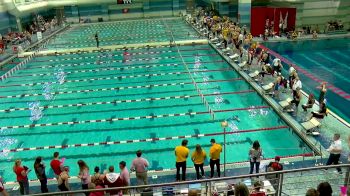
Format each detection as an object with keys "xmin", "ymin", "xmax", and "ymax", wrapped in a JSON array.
[{"xmin": 29, "ymin": 164, "xmax": 350, "ymax": 196}]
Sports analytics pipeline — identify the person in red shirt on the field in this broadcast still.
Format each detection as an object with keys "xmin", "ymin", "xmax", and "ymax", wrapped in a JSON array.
[
  {"xmin": 50, "ymin": 152, "xmax": 64, "ymax": 179},
  {"xmin": 104, "ymin": 166, "xmax": 124, "ymax": 196},
  {"xmin": 13, "ymin": 159, "xmax": 30, "ymax": 195}
]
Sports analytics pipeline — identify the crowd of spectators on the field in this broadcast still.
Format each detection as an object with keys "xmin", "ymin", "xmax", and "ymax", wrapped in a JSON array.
[{"xmin": 0, "ymin": 16, "xmax": 58, "ymax": 54}]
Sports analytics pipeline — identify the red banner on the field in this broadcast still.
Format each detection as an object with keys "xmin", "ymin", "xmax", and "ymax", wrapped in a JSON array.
[{"xmin": 251, "ymin": 7, "xmax": 296, "ymax": 36}]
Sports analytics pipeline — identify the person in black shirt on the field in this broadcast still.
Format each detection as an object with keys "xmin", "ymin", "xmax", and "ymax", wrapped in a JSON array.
[
  {"xmin": 34, "ymin": 157, "xmax": 48, "ymax": 193},
  {"xmin": 95, "ymin": 32, "xmax": 99, "ymax": 48},
  {"xmin": 312, "ymin": 102, "xmax": 327, "ymax": 119}
]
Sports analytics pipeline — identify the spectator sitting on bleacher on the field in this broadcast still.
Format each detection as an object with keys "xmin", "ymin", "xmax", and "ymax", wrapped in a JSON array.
[
  {"xmin": 305, "ymin": 188, "xmax": 319, "ymax": 196},
  {"xmin": 250, "ymin": 181, "xmax": 266, "ymax": 196},
  {"xmin": 234, "ymin": 183, "xmax": 249, "ymax": 196},
  {"xmin": 317, "ymin": 182, "xmax": 332, "ymax": 196}
]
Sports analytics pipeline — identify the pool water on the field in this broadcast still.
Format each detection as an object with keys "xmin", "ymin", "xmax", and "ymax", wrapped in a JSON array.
[
  {"xmin": 264, "ymin": 38, "xmax": 350, "ymax": 122},
  {"xmin": 47, "ymin": 18, "xmax": 198, "ymax": 50},
  {"xmin": 0, "ymin": 19, "xmax": 311, "ymax": 183}
]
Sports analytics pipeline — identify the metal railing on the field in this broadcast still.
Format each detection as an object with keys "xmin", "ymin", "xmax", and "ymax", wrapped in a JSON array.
[{"xmin": 28, "ymin": 164, "xmax": 350, "ymax": 196}]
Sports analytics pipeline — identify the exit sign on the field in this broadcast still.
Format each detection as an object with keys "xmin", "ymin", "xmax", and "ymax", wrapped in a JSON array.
[{"xmin": 117, "ymin": 0, "xmax": 132, "ymax": 4}]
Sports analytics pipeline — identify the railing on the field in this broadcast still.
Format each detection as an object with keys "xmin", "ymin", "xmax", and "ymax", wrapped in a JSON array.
[{"xmin": 29, "ymin": 164, "xmax": 350, "ymax": 196}]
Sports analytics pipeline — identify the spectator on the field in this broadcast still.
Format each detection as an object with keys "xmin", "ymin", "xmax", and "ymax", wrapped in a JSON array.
[
  {"xmin": 119, "ymin": 161, "xmax": 130, "ymax": 194},
  {"xmin": 317, "ymin": 182, "xmax": 332, "ymax": 196},
  {"xmin": 130, "ymin": 150, "xmax": 149, "ymax": 186},
  {"xmin": 305, "ymin": 188, "xmax": 319, "ymax": 196},
  {"xmin": 250, "ymin": 181, "xmax": 266, "ymax": 196},
  {"xmin": 318, "ymin": 82, "xmax": 327, "ymax": 104},
  {"xmin": 209, "ymin": 138, "xmax": 222, "ymax": 178},
  {"xmin": 267, "ymin": 156, "xmax": 283, "ymax": 171},
  {"xmin": 326, "ymin": 133, "xmax": 342, "ymax": 174},
  {"xmin": 34, "ymin": 156, "xmax": 49, "ymax": 193},
  {"xmin": 175, "ymin": 139, "xmax": 189, "ymax": 181},
  {"xmin": 0, "ymin": 176, "xmax": 9, "ymax": 196},
  {"xmin": 50, "ymin": 152, "xmax": 64, "ymax": 179},
  {"xmin": 234, "ymin": 183, "xmax": 249, "ymax": 196},
  {"xmin": 13, "ymin": 159, "xmax": 30, "ymax": 195},
  {"xmin": 104, "ymin": 166, "xmax": 123, "ymax": 196},
  {"xmin": 77, "ymin": 160, "xmax": 91, "ymax": 195},
  {"xmin": 311, "ymin": 102, "xmax": 327, "ymax": 119},
  {"xmin": 191, "ymin": 144, "xmax": 207, "ymax": 179},
  {"xmin": 249, "ymin": 140, "xmax": 262, "ymax": 174},
  {"xmin": 91, "ymin": 166, "xmax": 103, "ymax": 186},
  {"xmin": 302, "ymin": 94, "xmax": 315, "ymax": 112},
  {"xmin": 57, "ymin": 166, "xmax": 70, "ymax": 192},
  {"xmin": 89, "ymin": 179, "xmax": 104, "ymax": 196}
]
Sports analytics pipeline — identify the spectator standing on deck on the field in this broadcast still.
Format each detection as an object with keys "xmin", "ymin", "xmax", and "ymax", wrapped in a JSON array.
[
  {"xmin": 191, "ymin": 144, "xmax": 207, "ymax": 179},
  {"xmin": 119, "ymin": 161, "xmax": 130, "ymax": 194},
  {"xmin": 13, "ymin": 159, "xmax": 30, "ymax": 195},
  {"xmin": 175, "ymin": 139, "xmax": 189, "ymax": 181},
  {"xmin": 209, "ymin": 139, "xmax": 222, "ymax": 178},
  {"xmin": 131, "ymin": 150, "xmax": 149, "ymax": 186},
  {"xmin": 50, "ymin": 152, "xmax": 64, "ymax": 179},
  {"xmin": 326, "ymin": 133, "xmax": 342, "ymax": 174},
  {"xmin": 34, "ymin": 156, "xmax": 49, "ymax": 193},
  {"xmin": 249, "ymin": 141, "xmax": 262, "ymax": 174},
  {"xmin": 77, "ymin": 160, "xmax": 91, "ymax": 195},
  {"xmin": 319, "ymin": 82, "xmax": 327, "ymax": 104},
  {"xmin": 104, "ymin": 166, "xmax": 123, "ymax": 196}
]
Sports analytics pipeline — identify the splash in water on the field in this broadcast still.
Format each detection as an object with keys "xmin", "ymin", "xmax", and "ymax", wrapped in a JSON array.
[
  {"xmin": 28, "ymin": 102, "xmax": 43, "ymax": 121},
  {"xmin": 42, "ymin": 82, "xmax": 54, "ymax": 100},
  {"xmin": 54, "ymin": 68, "xmax": 66, "ymax": 84},
  {"xmin": 248, "ymin": 106, "xmax": 258, "ymax": 117}
]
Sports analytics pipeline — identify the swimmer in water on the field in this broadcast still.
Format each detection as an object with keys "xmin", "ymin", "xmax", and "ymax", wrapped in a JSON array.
[{"xmin": 233, "ymin": 115, "xmax": 240, "ymax": 122}]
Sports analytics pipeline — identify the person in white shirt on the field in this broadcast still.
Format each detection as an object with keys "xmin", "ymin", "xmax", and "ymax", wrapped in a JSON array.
[{"xmin": 326, "ymin": 133, "xmax": 342, "ymax": 174}]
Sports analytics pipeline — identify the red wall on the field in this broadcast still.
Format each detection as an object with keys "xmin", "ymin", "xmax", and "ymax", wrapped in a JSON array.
[{"xmin": 251, "ymin": 7, "xmax": 296, "ymax": 36}]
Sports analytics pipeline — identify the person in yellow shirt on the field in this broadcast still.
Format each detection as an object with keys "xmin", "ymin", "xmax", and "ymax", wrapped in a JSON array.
[
  {"xmin": 209, "ymin": 139, "xmax": 222, "ymax": 178},
  {"xmin": 175, "ymin": 139, "xmax": 189, "ymax": 181},
  {"xmin": 191, "ymin": 144, "xmax": 206, "ymax": 179}
]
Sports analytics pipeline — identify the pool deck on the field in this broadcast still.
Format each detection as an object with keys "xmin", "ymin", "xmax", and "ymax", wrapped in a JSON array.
[{"xmin": 188, "ymin": 18, "xmax": 350, "ymax": 164}]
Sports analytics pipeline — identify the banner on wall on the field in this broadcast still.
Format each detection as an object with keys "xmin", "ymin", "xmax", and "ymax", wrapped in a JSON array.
[{"xmin": 251, "ymin": 7, "xmax": 296, "ymax": 36}]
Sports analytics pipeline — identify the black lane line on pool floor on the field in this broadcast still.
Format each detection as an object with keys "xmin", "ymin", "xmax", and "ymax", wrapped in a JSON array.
[
  {"xmin": 11, "ymin": 63, "xmax": 221, "ymax": 78},
  {"xmin": 0, "ymin": 90, "xmax": 255, "ymax": 113},
  {"xmin": 3, "ymin": 60, "xmax": 225, "ymax": 87},
  {"xmin": 31, "ymin": 53, "xmax": 219, "ymax": 64},
  {"xmin": 0, "ymin": 105, "xmax": 270, "ymax": 130},
  {"xmin": 0, "ymin": 73, "xmax": 238, "ymax": 99},
  {"xmin": 1, "ymin": 125, "xmax": 288, "ymax": 153}
]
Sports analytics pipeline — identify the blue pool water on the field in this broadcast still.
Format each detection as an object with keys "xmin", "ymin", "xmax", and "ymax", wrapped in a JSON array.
[
  {"xmin": 264, "ymin": 38, "xmax": 350, "ymax": 123},
  {"xmin": 0, "ymin": 19, "xmax": 313, "ymax": 183}
]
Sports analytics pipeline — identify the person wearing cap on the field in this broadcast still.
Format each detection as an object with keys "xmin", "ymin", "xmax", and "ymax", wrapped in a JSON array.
[
  {"xmin": 209, "ymin": 139, "xmax": 222, "ymax": 178},
  {"xmin": 272, "ymin": 58, "xmax": 283, "ymax": 75},
  {"xmin": 267, "ymin": 156, "xmax": 283, "ymax": 171},
  {"xmin": 175, "ymin": 139, "xmax": 189, "ymax": 181}
]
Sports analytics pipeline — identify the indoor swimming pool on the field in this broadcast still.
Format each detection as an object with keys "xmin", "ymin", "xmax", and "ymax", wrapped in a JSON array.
[
  {"xmin": 264, "ymin": 38, "xmax": 350, "ymax": 123},
  {"xmin": 0, "ymin": 20, "xmax": 313, "ymax": 182}
]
